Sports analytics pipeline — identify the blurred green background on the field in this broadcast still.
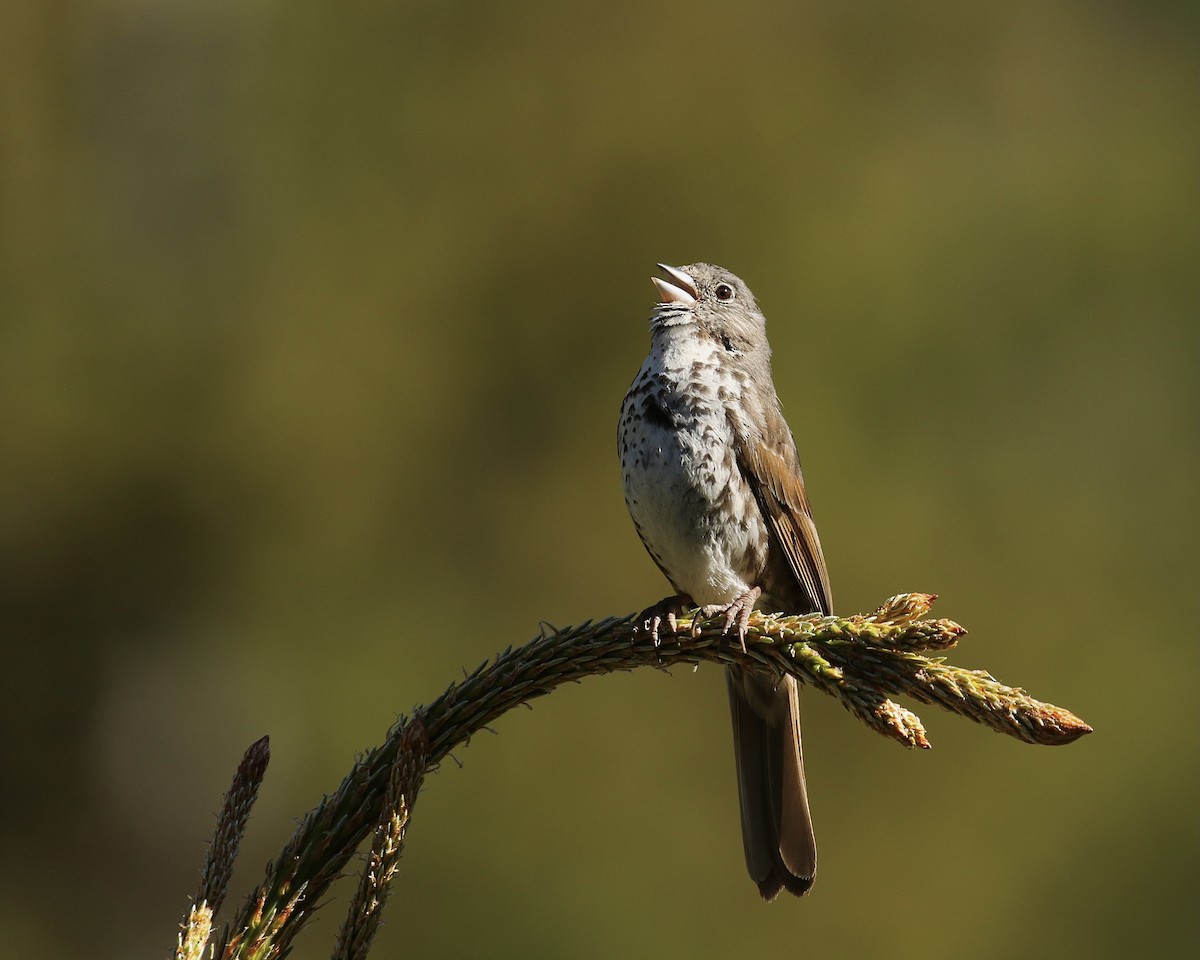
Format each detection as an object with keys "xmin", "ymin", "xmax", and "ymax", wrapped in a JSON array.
[{"xmin": 2, "ymin": 1, "xmax": 1197, "ymax": 957}]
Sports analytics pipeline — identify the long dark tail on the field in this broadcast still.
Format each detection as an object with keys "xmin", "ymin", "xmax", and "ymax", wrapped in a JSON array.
[{"xmin": 726, "ymin": 667, "xmax": 816, "ymax": 899}]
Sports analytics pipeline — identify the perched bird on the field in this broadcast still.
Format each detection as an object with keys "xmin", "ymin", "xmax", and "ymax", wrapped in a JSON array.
[{"xmin": 618, "ymin": 263, "xmax": 833, "ymax": 899}]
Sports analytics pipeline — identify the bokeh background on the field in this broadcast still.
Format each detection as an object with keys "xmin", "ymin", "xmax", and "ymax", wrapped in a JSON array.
[{"xmin": 2, "ymin": 1, "xmax": 1197, "ymax": 957}]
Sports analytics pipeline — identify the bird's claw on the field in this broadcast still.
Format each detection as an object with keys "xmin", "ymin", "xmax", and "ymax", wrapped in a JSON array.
[
  {"xmin": 634, "ymin": 595, "xmax": 691, "ymax": 647},
  {"xmin": 700, "ymin": 587, "xmax": 762, "ymax": 653}
]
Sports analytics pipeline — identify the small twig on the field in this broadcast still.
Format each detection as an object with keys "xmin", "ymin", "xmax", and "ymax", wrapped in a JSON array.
[
  {"xmin": 331, "ymin": 718, "xmax": 428, "ymax": 960},
  {"xmin": 174, "ymin": 736, "xmax": 270, "ymax": 960},
  {"xmin": 199, "ymin": 736, "xmax": 271, "ymax": 914}
]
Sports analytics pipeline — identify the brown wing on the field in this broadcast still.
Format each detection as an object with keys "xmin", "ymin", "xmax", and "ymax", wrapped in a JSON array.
[{"xmin": 734, "ymin": 420, "xmax": 833, "ymax": 617}]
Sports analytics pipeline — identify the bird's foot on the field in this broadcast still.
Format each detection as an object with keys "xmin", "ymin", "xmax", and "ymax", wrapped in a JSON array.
[
  {"xmin": 700, "ymin": 587, "xmax": 762, "ymax": 652},
  {"xmin": 633, "ymin": 594, "xmax": 692, "ymax": 647}
]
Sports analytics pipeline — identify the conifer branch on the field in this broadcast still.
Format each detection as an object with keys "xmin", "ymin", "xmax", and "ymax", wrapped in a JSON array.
[{"xmin": 192, "ymin": 594, "xmax": 1089, "ymax": 960}]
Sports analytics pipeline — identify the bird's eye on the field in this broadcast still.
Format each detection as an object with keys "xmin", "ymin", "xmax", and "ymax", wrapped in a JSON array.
[{"xmin": 715, "ymin": 283, "xmax": 735, "ymax": 302}]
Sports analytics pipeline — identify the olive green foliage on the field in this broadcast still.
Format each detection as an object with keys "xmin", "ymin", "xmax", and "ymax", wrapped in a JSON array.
[{"xmin": 2, "ymin": 2, "xmax": 1196, "ymax": 959}]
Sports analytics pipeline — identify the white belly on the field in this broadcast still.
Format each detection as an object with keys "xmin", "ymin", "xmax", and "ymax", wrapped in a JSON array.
[{"xmin": 619, "ymin": 343, "xmax": 767, "ymax": 606}]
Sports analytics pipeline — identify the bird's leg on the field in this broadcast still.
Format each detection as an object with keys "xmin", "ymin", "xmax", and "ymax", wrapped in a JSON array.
[
  {"xmin": 633, "ymin": 594, "xmax": 693, "ymax": 647},
  {"xmin": 701, "ymin": 587, "xmax": 762, "ymax": 652}
]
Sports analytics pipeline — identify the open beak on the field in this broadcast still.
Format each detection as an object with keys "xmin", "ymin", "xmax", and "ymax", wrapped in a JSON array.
[{"xmin": 652, "ymin": 263, "xmax": 698, "ymax": 306}]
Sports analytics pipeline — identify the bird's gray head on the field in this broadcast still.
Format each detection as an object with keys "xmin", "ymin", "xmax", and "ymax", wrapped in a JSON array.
[{"xmin": 650, "ymin": 263, "xmax": 770, "ymax": 360}]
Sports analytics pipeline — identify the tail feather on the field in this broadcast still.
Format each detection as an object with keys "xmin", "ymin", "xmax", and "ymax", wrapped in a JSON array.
[{"xmin": 727, "ymin": 668, "xmax": 816, "ymax": 899}]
